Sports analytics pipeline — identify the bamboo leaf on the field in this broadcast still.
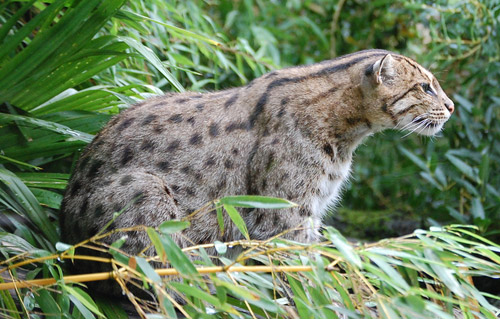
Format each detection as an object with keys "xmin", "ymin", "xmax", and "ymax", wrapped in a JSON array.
[
  {"xmin": 135, "ymin": 256, "xmax": 162, "ymax": 283},
  {"xmin": 399, "ymin": 146, "xmax": 429, "ymax": 172},
  {"xmin": 65, "ymin": 286, "xmax": 104, "ymax": 318},
  {"xmin": 147, "ymin": 227, "xmax": 166, "ymax": 263},
  {"xmin": 118, "ymin": 10, "xmax": 222, "ymax": 47},
  {"xmin": 0, "ymin": 167, "xmax": 58, "ymax": 246},
  {"xmin": 118, "ymin": 36, "xmax": 185, "ymax": 92},
  {"xmin": 445, "ymin": 153, "xmax": 478, "ymax": 182},
  {"xmin": 223, "ymin": 204, "xmax": 249, "ymax": 240},
  {"xmin": 324, "ymin": 227, "xmax": 362, "ymax": 268},
  {"xmin": 0, "ymin": 0, "xmax": 102, "ymax": 89},
  {"xmin": 0, "ymin": 113, "xmax": 94, "ymax": 143},
  {"xmin": 158, "ymin": 220, "xmax": 190, "ymax": 234},
  {"xmin": 423, "ymin": 249, "xmax": 463, "ymax": 298},
  {"xmin": 159, "ymin": 233, "xmax": 199, "ymax": 278},
  {"xmin": 220, "ymin": 195, "xmax": 297, "ymax": 209},
  {"xmin": 0, "ymin": 0, "xmax": 65, "ymax": 63}
]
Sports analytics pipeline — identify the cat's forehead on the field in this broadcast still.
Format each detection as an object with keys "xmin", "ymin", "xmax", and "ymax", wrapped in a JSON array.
[
  {"xmin": 397, "ymin": 55, "xmax": 436, "ymax": 84},
  {"xmin": 420, "ymin": 66, "xmax": 436, "ymax": 83}
]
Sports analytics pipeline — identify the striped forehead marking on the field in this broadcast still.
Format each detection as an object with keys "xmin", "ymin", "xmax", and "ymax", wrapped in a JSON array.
[{"xmin": 420, "ymin": 66, "xmax": 438, "ymax": 92}]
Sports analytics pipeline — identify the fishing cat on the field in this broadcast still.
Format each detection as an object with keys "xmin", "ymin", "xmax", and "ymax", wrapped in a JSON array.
[{"xmin": 60, "ymin": 49, "xmax": 453, "ymax": 273}]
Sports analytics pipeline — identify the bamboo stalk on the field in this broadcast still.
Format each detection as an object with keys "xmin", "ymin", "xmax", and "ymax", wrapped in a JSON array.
[{"xmin": 0, "ymin": 265, "xmax": 313, "ymax": 291}]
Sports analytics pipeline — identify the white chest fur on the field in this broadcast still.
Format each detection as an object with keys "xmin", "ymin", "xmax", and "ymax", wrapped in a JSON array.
[{"xmin": 307, "ymin": 160, "xmax": 352, "ymax": 239}]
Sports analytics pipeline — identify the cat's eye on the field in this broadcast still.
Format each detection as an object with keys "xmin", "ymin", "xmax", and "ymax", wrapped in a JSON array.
[{"xmin": 421, "ymin": 83, "xmax": 436, "ymax": 96}]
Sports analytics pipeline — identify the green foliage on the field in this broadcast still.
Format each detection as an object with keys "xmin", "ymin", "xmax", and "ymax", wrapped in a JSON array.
[{"xmin": 0, "ymin": 0, "xmax": 499, "ymax": 318}]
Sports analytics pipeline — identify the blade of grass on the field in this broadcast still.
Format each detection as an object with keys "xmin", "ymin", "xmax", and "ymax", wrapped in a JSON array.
[{"xmin": 0, "ymin": 167, "xmax": 58, "ymax": 246}]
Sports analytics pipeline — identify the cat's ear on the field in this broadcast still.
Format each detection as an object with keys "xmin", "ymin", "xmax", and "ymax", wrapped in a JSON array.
[{"xmin": 371, "ymin": 54, "xmax": 395, "ymax": 85}]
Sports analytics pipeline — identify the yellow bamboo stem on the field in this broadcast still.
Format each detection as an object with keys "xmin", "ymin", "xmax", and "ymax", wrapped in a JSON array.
[{"xmin": 0, "ymin": 265, "xmax": 313, "ymax": 291}]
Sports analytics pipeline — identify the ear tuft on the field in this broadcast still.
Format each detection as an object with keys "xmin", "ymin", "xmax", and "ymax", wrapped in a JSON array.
[{"xmin": 372, "ymin": 54, "xmax": 395, "ymax": 85}]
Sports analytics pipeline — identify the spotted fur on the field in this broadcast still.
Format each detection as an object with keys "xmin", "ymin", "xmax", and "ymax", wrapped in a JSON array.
[{"xmin": 60, "ymin": 49, "xmax": 453, "ymax": 290}]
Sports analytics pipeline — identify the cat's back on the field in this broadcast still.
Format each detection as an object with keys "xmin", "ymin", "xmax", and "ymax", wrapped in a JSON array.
[{"xmin": 60, "ymin": 88, "xmax": 259, "ymax": 245}]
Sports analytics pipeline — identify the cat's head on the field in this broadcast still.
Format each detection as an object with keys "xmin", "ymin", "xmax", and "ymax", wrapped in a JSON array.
[{"xmin": 364, "ymin": 53, "xmax": 454, "ymax": 136}]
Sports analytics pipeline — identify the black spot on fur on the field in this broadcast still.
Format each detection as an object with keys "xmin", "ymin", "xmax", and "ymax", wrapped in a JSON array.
[
  {"xmin": 120, "ymin": 175, "xmax": 134, "ymax": 186},
  {"xmin": 261, "ymin": 179, "xmax": 267, "ymax": 190},
  {"xmin": 168, "ymin": 114, "xmax": 183, "ymax": 123},
  {"xmin": 255, "ymin": 213, "xmax": 264, "ymax": 225},
  {"xmin": 224, "ymin": 159, "xmax": 234, "ymax": 169},
  {"xmin": 142, "ymin": 114, "xmax": 158, "ymax": 125},
  {"xmin": 171, "ymin": 185, "xmax": 180, "ymax": 192},
  {"xmin": 245, "ymin": 141, "xmax": 260, "ymax": 194},
  {"xmin": 157, "ymin": 161, "xmax": 172, "ymax": 172},
  {"xmin": 346, "ymin": 117, "xmax": 361, "ymax": 125},
  {"xmin": 175, "ymin": 98, "xmax": 189, "ymax": 104},
  {"xmin": 205, "ymin": 156, "xmax": 216, "ymax": 167},
  {"xmin": 132, "ymin": 190, "xmax": 146, "ymax": 205},
  {"xmin": 217, "ymin": 179, "xmax": 227, "ymax": 190},
  {"xmin": 140, "ymin": 140, "xmax": 155, "ymax": 151},
  {"xmin": 249, "ymin": 92, "xmax": 267, "ymax": 128},
  {"xmin": 187, "ymin": 117, "xmax": 195, "ymax": 125},
  {"xmin": 112, "ymin": 203, "xmax": 123, "ymax": 213},
  {"xmin": 189, "ymin": 133, "xmax": 202, "ymax": 145},
  {"xmin": 224, "ymin": 93, "xmax": 239, "ymax": 109},
  {"xmin": 323, "ymin": 144, "xmax": 334, "ymax": 158},
  {"xmin": 117, "ymin": 117, "xmax": 135, "ymax": 131},
  {"xmin": 328, "ymin": 173, "xmax": 338, "ymax": 181},
  {"xmin": 277, "ymin": 107, "xmax": 286, "ymax": 118},
  {"xmin": 166, "ymin": 140, "xmax": 181, "ymax": 152},
  {"xmin": 271, "ymin": 138, "xmax": 279, "ymax": 145},
  {"xmin": 299, "ymin": 208, "xmax": 310, "ymax": 216},
  {"xmin": 87, "ymin": 160, "xmax": 104, "ymax": 178},
  {"xmin": 185, "ymin": 187, "xmax": 195, "ymax": 196},
  {"xmin": 273, "ymin": 214, "xmax": 280, "ymax": 226},
  {"xmin": 80, "ymin": 199, "xmax": 88, "ymax": 216},
  {"xmin": 135, "ymin": 213, "xmax": 146, "ymax": 225},
  {"xmin": 209, "ymin": 123, "xmax": 219, "ymax": 137},
  {"xmin": 181, "ymin": 166, "xmax": 190, "ymax": 174},
  {"xmin": 153, "ymin": 125, "xmax": 164, "ymax": 134},
  {"xmin": 121, "ymin": 146, "xmax": 134, "ymax": 166},
  {"xmin": 78, "ymin": 156, "xmax": 90, "ymax": 170},
  {"xmin": 266, "ymin": 153, "xmax": 275, "ymax": 171},
  {"xmin": 225, "ymin": 122, "xmax": 249, "ymax": 133},
  {"xmin": 232, "ymin": 148, "xmax": 239, "ymax": 155},
  {"xmin": 94, "ymin": 204, "xmax": 104, "ymax": 218},
  {"xmin": 69, "ymin": 181, "xmax": 81, "ymax": 196},
  {"xmin": 195, "ymin": 104, "xmax": 204, "ymax": 112}
]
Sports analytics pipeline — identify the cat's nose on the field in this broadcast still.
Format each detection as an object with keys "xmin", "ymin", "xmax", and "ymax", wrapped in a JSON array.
[{"xmin": 444, "ymin": 99, "xmax": 454, "ymax": 114}]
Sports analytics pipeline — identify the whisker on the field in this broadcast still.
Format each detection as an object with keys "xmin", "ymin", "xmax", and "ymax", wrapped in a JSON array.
[
  {"xmin": 401, "ymin": 122, "xmax": 424, "ymax": 139},
  {"xmin": 396, "ymin": 112, "xmax": 429, "ymax": 137},
  {"xmin": 398, "ymin": 113, "xmax": 429, "ymax": 132}
]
